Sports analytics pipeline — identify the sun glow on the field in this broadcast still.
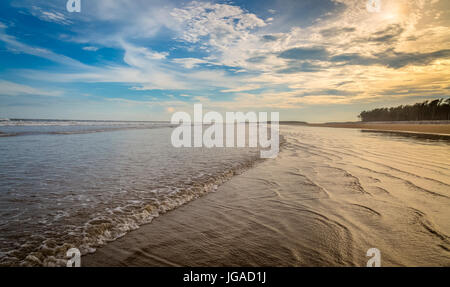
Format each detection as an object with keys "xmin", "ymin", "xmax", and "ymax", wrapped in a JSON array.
[{"xmin": 380, "ymin": 1, "xmax": 407, "ymax": 22}]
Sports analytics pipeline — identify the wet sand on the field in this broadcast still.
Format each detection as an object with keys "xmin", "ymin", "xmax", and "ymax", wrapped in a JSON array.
[
  {"xmin": 84, "ymin": 154, "xmax": 367, "ymax": 267},
  {"xmin": 83, "ymin": 126, "xmax": 450, "ymax": 267},
  {"xmin": 308, "ymin": 123, "xmax": 450, "ymax": 136}
]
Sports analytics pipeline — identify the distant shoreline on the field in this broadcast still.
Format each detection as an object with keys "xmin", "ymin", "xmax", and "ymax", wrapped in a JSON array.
[{"xmin": 280, "ymin": 121, "xmax": 450, "ymax": 136}]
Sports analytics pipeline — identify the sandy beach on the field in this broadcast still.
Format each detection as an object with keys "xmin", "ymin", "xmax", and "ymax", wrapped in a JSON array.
[
  {"xmin": 2, "ymin": 0, "xmax": 450, "ymax": 275},
  {"xmin": 83, "ymin": 125, "xmax": 450, "ymax": 267},
  {"xmin": 307, "ymin": 122, "xmax": 450, "ymax": 136}
]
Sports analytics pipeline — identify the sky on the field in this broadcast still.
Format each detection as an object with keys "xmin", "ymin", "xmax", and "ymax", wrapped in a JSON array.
[{"xmin": 0, "ymin": 0, "xmax": 449, "ymax": 122}]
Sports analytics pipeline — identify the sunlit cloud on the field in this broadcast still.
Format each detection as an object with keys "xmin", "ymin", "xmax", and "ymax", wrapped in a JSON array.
[{"xmin": 0, "ymin": 0, "xmax": 449, "ymax": 121}]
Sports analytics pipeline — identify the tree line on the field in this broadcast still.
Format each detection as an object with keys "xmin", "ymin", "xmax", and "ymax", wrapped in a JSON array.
[{"xmin": 358, "ymin": 98, "xmax": 450, "ymax": 122}]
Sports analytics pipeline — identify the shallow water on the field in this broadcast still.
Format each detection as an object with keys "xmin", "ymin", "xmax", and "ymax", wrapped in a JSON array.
[
  {"xmin": 276, "ymin": 125, "xmax": 450, "ymax": 265},
  {"xmin": 1, "ymin": 122, "xmax": 449, "ymax": 266},
  {"xmin": 0, "ymin": 121, "xmax": 260, "ymax": 266},
  {"xmin": 85, "ymin": 125, "xmax": 450, "ymax": 267}
]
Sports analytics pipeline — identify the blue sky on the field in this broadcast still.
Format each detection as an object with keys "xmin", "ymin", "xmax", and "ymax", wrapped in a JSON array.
[{"xmin": 0, "ymin": 0, "xmax": 449, "ymax": 121}]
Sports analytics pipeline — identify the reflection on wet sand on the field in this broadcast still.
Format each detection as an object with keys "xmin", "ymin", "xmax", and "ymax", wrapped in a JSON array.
[{"xmin": 84, "ymin": 125, "xmax": 450, "ymax": 267}]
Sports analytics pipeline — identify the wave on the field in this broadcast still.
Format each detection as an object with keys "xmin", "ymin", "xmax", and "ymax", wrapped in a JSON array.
[
  {"xmin": 0, "ymin": 125, "xmax": 175, "ymax": 137},
  {"xmin": 0, "ymin": 119, "xmax": 169, "ymax": 126},
  {"xmin": 0, "ymin": 154, "xmax": 263, "ymax": 267},
  {"xmin": 0, "ymin": 120, "xmax": 177, "ymax": 137}
]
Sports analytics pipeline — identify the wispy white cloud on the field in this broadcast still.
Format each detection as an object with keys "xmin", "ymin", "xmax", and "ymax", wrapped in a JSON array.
[
  {"xmin": 82, "ymin": 46, "xmax": 99, "ymax": 52},
  {"xmin": 170, "ymin": 1, "xmax": 268, "ymax": 68},
  {"xmin": 0, "ymin": 80, "xmax": 63, "ymax": 97},
  {"xmin": 28, "ymin": 6, "xmax": 73, "ymax": 25},
  {"xmin": 39, "ymin": 11, "xmax": 72, "ymax": 25},
  {"xmin": 0, "ymin": 24, "xmax": 87, "ymax": 68},
  {"xmin": 171, "ymin": 1, "xmax": 266, "ymax": 43},
  {"xmin": 171, "ymin": 57, "xmax": 209, "ymax": 69}
]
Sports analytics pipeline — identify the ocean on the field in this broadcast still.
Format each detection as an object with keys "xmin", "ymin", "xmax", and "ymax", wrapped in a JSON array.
[
  {"xmin": 0, "ymin": 120, "xmax": 260, "ymax": 266},
  {"xmin": 1, "ymin": 120, "xmax": 449, "ymax": 266}
]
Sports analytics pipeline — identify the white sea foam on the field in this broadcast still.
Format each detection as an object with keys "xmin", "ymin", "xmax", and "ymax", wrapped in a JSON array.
[{"xmin": 0, "ymin": 126, "xmax": 261, "ymax": 266}]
